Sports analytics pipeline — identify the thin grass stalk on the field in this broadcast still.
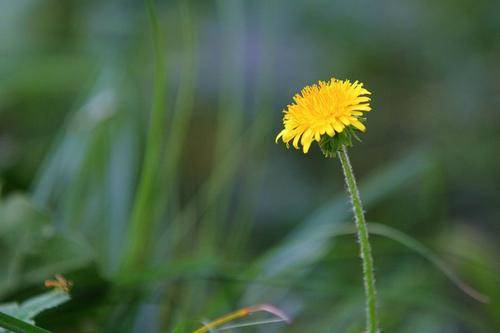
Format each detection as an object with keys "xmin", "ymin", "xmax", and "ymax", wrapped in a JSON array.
[
  {"xmin": 152, "ymin": 1, "xmax": 198, "ymax": 328},
  {"xmin": 121, "ymin": 0, "xmax": 168, "ymax": 273},
  {"xmin": 226, "ymin": 1, "xmax": 276, "ymax": 256},
  {"xmin": 192, "ymin": 304, "xmax": 290, "ymax": 333},
  {"xmin": 337, "ymin": 145, "xmax": 379, "ymax": 333},
  {"xmin": 153, "ymin": 0, "xmax": 197, "ymax": 228},
  {"xmin": 200, "ymin": 0, "xmax": 245, "ymax": 251},
  {"xmin": 153, "ymin": 121, "xmax": 269, "ymax": 262}
]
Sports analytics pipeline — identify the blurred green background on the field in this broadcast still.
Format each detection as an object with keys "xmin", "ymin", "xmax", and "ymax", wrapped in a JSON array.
[{"xmin": 1, "ymin": 0, "xmax": 499, "ymax": 332}]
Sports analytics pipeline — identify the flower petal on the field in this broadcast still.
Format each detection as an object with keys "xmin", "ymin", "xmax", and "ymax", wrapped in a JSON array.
[
  {"xmin": 350, "ymin": 118, "xmax": 366, "ymax": 131},
  {"xmin": 275, "ymin": 130, "xmax": 285, "ymax": 143},
  {"xmin": 340, "ymin": 117, "xmax": 351, "ymax": 125},
  {"xmin": 333, "ymin": 121, "xmax": 344, "ymax": 132}
]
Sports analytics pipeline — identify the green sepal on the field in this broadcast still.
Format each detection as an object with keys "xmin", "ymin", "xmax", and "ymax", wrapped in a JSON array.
[{"xmin": 318, "ymin": 122, "xmax": 365, "ymax": 158}]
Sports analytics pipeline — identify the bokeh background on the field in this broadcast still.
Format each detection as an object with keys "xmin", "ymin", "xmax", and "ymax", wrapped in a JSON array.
[{"xmin": 1, "ymin": 0, "xmax": 499, "ymax": 332}]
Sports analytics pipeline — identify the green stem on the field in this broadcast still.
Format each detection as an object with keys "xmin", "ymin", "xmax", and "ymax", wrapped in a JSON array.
[
  {"xmin": 121, "ymin": 0, "xmax": 167, "ymax": 273},
  {"xmin": 0, "ymin": 311, "xmax": 51, "ymax": 333},
  {"xmin": 337, "ymin": 145, "xmax": 379, "ymax": 333}
]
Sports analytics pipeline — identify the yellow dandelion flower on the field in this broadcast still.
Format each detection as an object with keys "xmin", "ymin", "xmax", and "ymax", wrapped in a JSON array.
[{"xmin": 276, "ymin": 78, "xmax": 372, "ymax": 154}]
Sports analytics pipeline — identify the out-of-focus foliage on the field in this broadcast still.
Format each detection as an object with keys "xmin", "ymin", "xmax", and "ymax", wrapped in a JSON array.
[
  {"xmin": 0, "ymin": 195, "xmax": 92, "ymax": 297},
  {"xmin": 0, "ymin": 0, "xmax": 499, "ymax": 332},
  {"xmin": 0, "ymin": 290, "xmax": 70, "ymax": 331}
]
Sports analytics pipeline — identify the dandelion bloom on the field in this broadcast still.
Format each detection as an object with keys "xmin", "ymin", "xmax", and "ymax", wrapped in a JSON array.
[{"xmin": 276, "ymin": 78, "xmax": 372, "ymax": 154}]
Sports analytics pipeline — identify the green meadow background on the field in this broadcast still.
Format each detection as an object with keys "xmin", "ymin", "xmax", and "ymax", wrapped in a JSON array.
[{"xmin": 1, "ymin": 0, "xmax": 499, "ymax": 332}]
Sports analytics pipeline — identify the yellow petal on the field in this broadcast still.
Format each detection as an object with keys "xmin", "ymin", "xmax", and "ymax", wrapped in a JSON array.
[
  {"xmin": 275, "ymin": 130, "xmax": 285, "ymax": 143},
  {"xmin": 354, "ymin": 96, "xmax": 370, "ymax": 103},
  {"xmin": 350, "ymin": 118, "xmax": 366, "ymax": 131},
  {"xmin": 340, "ymin": 116, "xmax": 351, "ymax": 125},
  {"xmin": 333, "ymin": 121, "xmax": 344, "ymax": 132},
  {"xmin": 326, "ymin": 125, "xmax": 335, "ymax": 137},
  {"xmin": 354, "ymin": 104, "xmax": 371, "ymax": 112},
  {"xmin": 292, "ymin": 132, "xmax": 302, "ymax": 149},
  {"xmin": 302, "ymin": 138, "xmax": 312, "ymax": 153},
  {"xmin": 314, "ymin": 131, "xmax": 321, "ymax": 141}
]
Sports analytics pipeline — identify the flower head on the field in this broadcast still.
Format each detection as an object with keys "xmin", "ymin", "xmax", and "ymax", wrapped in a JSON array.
[{"xmin": 276, "ymin": 78, "xmax": 372, "ymax": 156}]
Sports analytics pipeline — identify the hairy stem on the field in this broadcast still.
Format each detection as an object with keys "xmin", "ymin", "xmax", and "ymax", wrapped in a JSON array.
[{"xmin": 338, "ymin": 145, "xmax": 379, "ymax": 333}]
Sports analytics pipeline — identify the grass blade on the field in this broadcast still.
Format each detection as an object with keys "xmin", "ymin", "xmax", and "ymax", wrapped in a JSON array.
[
  {"xmin": 366, "ymin": 223, "xmax": 489, "ymax": 303},
  {"xmin": 293, "ymin": 222, "xmax": 489, "ymax": 303},
  {"xmin": 121, "ymin": 0, "xmax": 168, "ymax": 273},
  {"xmin": 0, "ymin": 312, "xmax": 51, "ymax": 333},
  {"xmin": 217, "ymin": 318, "xmax": 287, "ymax": 331}
]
